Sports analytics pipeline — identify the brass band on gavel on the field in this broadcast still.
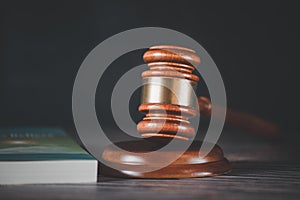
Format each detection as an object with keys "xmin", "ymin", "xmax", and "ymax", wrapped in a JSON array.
[{"xmin": 141, "ymin": 77, "xmax": 197, "ymax": 108}]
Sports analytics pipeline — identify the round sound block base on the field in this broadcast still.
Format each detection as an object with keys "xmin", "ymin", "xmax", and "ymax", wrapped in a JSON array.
[{"xmin": 100, "ymin": 140, "xmax": 231, "ymax": 178}]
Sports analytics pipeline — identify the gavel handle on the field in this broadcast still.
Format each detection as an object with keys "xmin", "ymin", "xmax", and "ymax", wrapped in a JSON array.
[{"xmin": 198, "ymin": 96, "xmax": 281, "ymax": 137}]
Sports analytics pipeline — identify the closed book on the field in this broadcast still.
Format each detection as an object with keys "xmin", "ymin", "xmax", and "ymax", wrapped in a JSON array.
[{"xmin": 0, "ymin": 127, "xmax": 97, "ymax": 185}]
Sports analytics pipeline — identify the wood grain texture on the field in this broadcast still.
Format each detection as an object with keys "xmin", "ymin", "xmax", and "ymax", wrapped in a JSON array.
[{"xmin": 1, "ymin": 162, "xmax": 299, "ymax": 200}]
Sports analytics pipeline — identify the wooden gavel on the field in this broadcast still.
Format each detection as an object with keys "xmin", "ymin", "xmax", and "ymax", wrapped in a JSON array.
[
  {"xmin": 137, "ymin": 45, "xmax": 280, "ymax": 141},
  {"xmin": 101, "ymin": 45, "xmax": 279, "ymax": 178}
]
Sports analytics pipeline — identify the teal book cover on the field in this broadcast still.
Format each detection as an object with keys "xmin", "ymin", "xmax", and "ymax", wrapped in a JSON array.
[
  {"xmin": 0, "ymin": 127, "xmax": 97, "ymax": 184},
  {"xmin": 0, "ymin": 127, "xmax": 94, "ymax": 161}
]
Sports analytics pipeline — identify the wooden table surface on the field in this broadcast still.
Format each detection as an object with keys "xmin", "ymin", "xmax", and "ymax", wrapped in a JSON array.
[{"xmin": 1, "ymin": 130, "xmax": 300, "ymax": 200}]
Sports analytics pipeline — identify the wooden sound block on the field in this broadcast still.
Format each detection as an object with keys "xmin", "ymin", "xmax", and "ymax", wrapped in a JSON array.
[{"xmin": 100, "ymin": 140, "xmax": 231, "ymax": 178}]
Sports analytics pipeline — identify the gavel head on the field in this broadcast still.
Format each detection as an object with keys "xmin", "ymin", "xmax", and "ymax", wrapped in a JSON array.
[{"xmin": 137, "ymin": 45, "xmax": 201, "ymax": 141}]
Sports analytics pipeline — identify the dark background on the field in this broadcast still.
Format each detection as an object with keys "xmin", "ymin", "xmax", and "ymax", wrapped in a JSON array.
[{"xmin": 0, "ymin": 1, "xmax": 299, "ymax": 136}]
